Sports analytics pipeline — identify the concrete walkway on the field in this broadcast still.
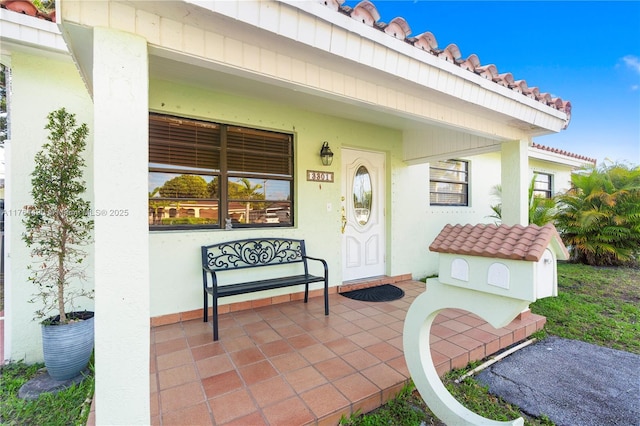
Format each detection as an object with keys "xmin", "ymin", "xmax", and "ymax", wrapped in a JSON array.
[{"xmin": 477, "ymin": 336, "xmax": 640, "ymax": 426}]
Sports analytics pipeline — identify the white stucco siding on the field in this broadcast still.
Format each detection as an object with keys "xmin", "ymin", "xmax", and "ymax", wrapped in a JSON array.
[
  {"xmin": 4, "ymin": 52, "xmax": 94, "ymax": 363},
  {"xmin": 405, "ymin": 150, "xmax": 579, "ymax": 278},
  {"xmin": 388, "ymin": 162, "xmax": 432, "ymax": 279},
  {"xmin": 402, "ymin": 127, "xmax": 504, "ymax": 164},
  {"xmin": 529, "ymin": 158, "xmax": 576, "ymax": 195},
  {"xmin": 3, "ymin": 0, "xmax": 577, "ymax": 363},
  {"xmin": 501, "ymin": 140, "xmax": 529, "ymax": 225},
  {"xmin": 416, "ymin": 152, "xmax": 502, "ymax": 276},
  {"xmin": 92, "ymin": 27, "xmax": 150, "ymax": 425},
  {"xmin": 0, "ymin": 8, "xmax": 66, "ymax": 51}
]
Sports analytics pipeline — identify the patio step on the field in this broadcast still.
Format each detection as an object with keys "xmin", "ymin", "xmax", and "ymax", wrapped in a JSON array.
[{"xmin": 338, "ymin": 273, "xmax": 413, "ymax": 293}]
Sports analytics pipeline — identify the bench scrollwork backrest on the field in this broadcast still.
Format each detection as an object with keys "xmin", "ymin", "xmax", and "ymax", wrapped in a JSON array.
[{"xmin": 203, "ymin": 238, "xmax": 305, "ymax": 271}]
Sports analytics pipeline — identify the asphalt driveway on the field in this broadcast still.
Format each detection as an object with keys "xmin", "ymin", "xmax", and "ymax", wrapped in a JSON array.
[{"xmin": 476, "ymin": 336, "xmax": 640, "ymax": 426}]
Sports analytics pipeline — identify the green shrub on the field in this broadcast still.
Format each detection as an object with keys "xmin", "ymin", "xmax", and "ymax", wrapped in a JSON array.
[
  {"xmin": 489, "ymin": 174, "xmax": 556, "ymax": 226},
  {"xmin": 554, "ymin": 162, "xmax": 640, "ymax": 266}
]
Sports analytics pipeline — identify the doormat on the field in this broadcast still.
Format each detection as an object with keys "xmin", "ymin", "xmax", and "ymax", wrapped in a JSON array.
[{"xmin": 340, "ymin": 284, "xmax": 404, "ymax": 302}]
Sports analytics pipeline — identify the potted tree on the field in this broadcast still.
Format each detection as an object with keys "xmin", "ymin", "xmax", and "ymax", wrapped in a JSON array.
[{"xmin": 22, "ymin": 108, "xmax": 94, "ymax": 381}]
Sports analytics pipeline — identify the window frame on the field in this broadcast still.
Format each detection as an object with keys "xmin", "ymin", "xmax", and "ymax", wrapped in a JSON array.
[
  {"xmin": 532, "ymin": 172, "xmax": 553, "ymax": 199},
  {"xmin": 148, "ymin": 113, "xmax": 295, "ymax": 230},
  {"xmin": 429, "ymin": 159, "xmax": 469, "ymax": 207}
]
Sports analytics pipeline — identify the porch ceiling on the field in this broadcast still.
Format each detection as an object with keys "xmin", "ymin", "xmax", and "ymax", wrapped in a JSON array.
[
  {"xmin": 66, "ymin": 30, "xmax": 549, "ymax": 139},
  {"xmin": 148, "ymin": 53, "xmax": 431, "ymax": 132},
  {"xmin": 146, "ymin": 51, "xmax": 548, "ymax": 142}
]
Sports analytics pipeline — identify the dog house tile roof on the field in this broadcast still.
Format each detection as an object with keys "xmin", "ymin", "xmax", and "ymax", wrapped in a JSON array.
[{"xmin": 429, "ymin": 223, "xmax": 569, "ymax": 262}]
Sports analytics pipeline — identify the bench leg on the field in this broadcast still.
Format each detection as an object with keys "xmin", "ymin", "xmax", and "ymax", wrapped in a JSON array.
[
  {"xmin": 304, "ymin": 283, "xmax": 309, "ymax": 303},
  {"xmin": 213, "ymin": 296, "xmax": 219, "ymax": 341},
  {"xmin": 324, "ymin": 278, "xmax": 329, "ymax": 315},
  {"xmin": 203, "ymin": 290, "xmax": 209, "ymax": 322}
]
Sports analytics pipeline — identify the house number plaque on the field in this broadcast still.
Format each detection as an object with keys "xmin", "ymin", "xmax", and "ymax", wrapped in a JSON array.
[{"xmin": 307, "ymin": 170, "xmax": 334, "ymax": 183}]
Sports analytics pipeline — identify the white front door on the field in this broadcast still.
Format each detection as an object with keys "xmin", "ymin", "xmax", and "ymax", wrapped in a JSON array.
[{"xmin": 341, "ymin": 148, "xmax": 386, "ymax": 281}]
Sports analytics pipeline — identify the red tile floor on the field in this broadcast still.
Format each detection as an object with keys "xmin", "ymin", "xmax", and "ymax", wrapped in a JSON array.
[{"xmin": 90, "ymin": 280, "xmax": 546, "ymax": 425}]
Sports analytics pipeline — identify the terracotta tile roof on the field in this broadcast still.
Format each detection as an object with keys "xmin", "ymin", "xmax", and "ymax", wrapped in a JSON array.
[
  {"xmin": 328, "ymin": 0, "xmax": 572, "ymax": 129},
  {"xmin": 532, "ymin": 143, "xmax": 597, "ymax": 165},
  {"xmin": 0, "ymin": 0, "xmax": 54, "ymax": 21},
  {"xmin": 429, "ymin": 223, "xmax": 569, "ymax": 262}
]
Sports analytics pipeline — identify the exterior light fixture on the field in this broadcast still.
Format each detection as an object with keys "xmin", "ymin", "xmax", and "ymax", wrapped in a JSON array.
[{"xmin": 320, "ymin": 141, "xmax": 334, "ymax": 166}]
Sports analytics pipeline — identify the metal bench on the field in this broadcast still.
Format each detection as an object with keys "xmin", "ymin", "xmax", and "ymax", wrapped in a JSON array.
[{"xmin": 201, "ymin": 238, "xmax": 329, "ymax": 340}]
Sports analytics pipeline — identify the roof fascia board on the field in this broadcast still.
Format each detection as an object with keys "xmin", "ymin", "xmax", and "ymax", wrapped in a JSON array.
[
  {"xmin": 529, "ymin": 146, "xmax": 594, "ymax": 168},
  {"xmin": 404, "ymin": 144, "xmax": 501, "ymax": 165},
  {"xmin": 0, "ymin": 8, "xmax": 68, "ymax": 55},
  {"xmin": 184, "ymin": 0, "xmax": 566, "ymax": 133},
  {"xmin": 277, "ymin": 0, "xmax": 566, "ymax": 121},
  {"xmin": 406, "ymin": 144, "xmax": 592, "ymax": 169},
  {"xmin": 58, "ymin": 0, "xmax": 566, "ymax": 137}
]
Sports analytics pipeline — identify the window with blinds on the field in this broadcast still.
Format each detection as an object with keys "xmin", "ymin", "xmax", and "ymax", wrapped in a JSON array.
[
  {"xmin": 429, "ymin": 160, "xmax": 469, "ymax": 206},
  {"xmin": 149, "ymin": 113, "xmax": 294, "ymax": 229}
]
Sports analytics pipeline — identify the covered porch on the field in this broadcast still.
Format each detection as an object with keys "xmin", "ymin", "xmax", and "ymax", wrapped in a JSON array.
[
  {"xmin": 91, "ymin": 280, "xmax": 545, "ymax": 425},
  {"xmin": 2, "ymin": 1, "xmax": 566, "ymax": 424}
]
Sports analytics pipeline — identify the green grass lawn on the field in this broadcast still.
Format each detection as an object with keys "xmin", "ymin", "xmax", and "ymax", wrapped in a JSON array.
[
  {"xmin": 341, "ymin": 262, "xmax": 639, "ymax": 426},
  {"xmin": 531, "ymin": 263, "xmax": 639, "ymax": 354},
  {"xmin": 0, "ymin": 361, "xmax": 94, "ymax": 426}
]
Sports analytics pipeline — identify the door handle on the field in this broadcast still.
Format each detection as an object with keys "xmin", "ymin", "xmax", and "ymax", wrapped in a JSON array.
[{"xmin": 341, "ymin": 207, "xmax": 347, "ymax": 234}]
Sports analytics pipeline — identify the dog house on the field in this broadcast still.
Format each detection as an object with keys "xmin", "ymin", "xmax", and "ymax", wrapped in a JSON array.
[
  {"xmin": 429, "ymin": 223, "xmax": 570, "ymax": 302},
  {"xmin": 403, "ymin": 223, "xmax": 569, "ymax": 425}
]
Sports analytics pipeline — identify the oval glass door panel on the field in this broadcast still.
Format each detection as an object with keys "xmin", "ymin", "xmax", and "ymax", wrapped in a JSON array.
[{"xmin": 352, "ymin": 165, "xmax": 372, "ymax": 225}]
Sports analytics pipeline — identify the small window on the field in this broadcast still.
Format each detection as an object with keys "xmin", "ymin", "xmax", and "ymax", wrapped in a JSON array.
[
  {"xmin": 149, "ymin": 114, "xmax": 294, "ymax": 229},
  {"xmin": 430, "ymin": 160, "xmax": 469, "ymax": 206},
  {"xmin": 352, "ymin": 165, "xmax": 372, "ymax": 225},
  {"xmin": 532, "ymin": 172, "xmax": 553, "ymax": 199}
]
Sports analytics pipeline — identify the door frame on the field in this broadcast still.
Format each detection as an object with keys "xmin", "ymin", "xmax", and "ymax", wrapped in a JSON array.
[{"xmin": 341, "ymin": 148, "xmax": 386, "ymax": 281}]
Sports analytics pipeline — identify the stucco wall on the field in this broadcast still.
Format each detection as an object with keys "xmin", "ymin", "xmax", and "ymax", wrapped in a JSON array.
[
  {"xmin": 530, "ymin": 157, "xmax": 575, "ymax": 195},
  {"xmin": 413, "ymin": 151, "xmax": 579, "ymax": 278},
  {"xmin": 146, "ymin": 78, "xmax": 578, "ymax": 317},
  {"xmin": 4, "ymin": 52, "xmax": 94, "ymax": 362},
  {"xmin": 412, "ymin": 152, "xmax": 501, "ymax": 277},
  {"xmin": 148, "ymin": 79, "xmax": 405, "ymax": 317}
]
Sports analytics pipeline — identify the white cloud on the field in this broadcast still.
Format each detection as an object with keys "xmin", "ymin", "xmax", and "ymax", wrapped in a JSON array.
[{"xmin": 622, "ymin": 55, "xmax": 640, "ymax": 74}]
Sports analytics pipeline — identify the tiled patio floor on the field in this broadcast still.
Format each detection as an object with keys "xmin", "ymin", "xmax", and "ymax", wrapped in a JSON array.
[{"xmin": 99, "ymin": 280, "xmax": 546, "ymax": 425}]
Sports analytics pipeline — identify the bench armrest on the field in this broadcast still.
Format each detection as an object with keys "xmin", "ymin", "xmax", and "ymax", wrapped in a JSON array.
[
  {"xmin": 202, "ymin": 266, "xmax": 219, "ymax": 289},
  {"xmin": 302, "ymin": 255, "xmax": 328, "ymax": 277}
]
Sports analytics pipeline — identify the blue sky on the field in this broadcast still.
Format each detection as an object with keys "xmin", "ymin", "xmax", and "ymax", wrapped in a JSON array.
[{"xmin": 353, "ymin": 1, "xmax": 640, "ymax": 166}]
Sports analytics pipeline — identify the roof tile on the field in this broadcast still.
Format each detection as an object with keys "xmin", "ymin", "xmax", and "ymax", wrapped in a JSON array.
[
  {"xmin": 327, "ymin": 0, "xmax": 574, "ymax": 127},
  {"xmin": 1, "ymin": 0, "xmax": 53, "ymax": 21},
  {"xmin": 532, "ymin": 142, "xmax": 596, "ymax": 165},
  {"xmin": 5, "ymin": 0, "xmax": 589, "ymax": 149},
  {"xmin": 429, "ymin": 223, "xmax": 567, "ymax": 262}
]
